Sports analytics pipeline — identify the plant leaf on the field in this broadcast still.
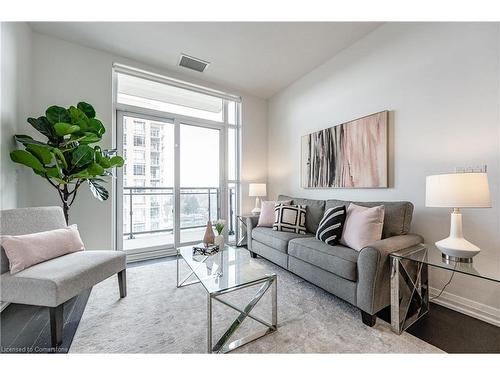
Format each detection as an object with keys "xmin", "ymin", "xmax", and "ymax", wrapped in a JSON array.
[
  {"xmin": 10, "ymin": 150, "xmax": 46, "ymax": 172},
  {"xmin": 45, "ymin": 166, "xmax": 62, "ymax": 178},
  {"xmin": 71, "ymin": 145, "xmax": 94, "ymax": 167},
  {"xmin": 68, "ymin": 106, "xmax": 87, "ymax": 123},
  {"xmin": 87, "ymin": 118, "xmax": 105, "ymax": 136},
  {"xmin": 27, "ymin": 116, "xmax": 54, "ymax": 139},
  {"xmin": 52, "ymin": 148, "xmax": 68, "ymax": 169},
  {"xmin": 54, "ymin": 122, "xmax": 80, "ymax": 136},
  {"xmin": 95, "ymin": 149, "xmax": 112, "ymax": 168},
  {"xmin": 69, "ymin": 171, "xmax": 91, "ymax": 180},
  {"xmin": 14, "ymin": 134, "xmax": 49, "ymax": 147},
  {"xmin": 78, "ymin": 132, "xmax": 101, "ymax": 144},
  {"xmin": 77, "ymin": 102, "xmax": 96, "ymax": 119},
  {"xmin": 87, "ymin": 179, "xmax": 109, "ymax": 201},
  {"xmin": 46, "ymin": 106, "xmax": 71, "ymax": 125},
  {"xmin": 109, "ymin": 156, "xmax": 124, "ymax": 167},
  {"xmin": 87, "ymin": 162, "xmax": 105, "ymax": 176},
  {"xmin": 69, "ymin": 106, "xmax": 89, "ymax": 131},
  {"xmin": 26, "ymin": 144, "xmax": 53, "ymax": 164}
]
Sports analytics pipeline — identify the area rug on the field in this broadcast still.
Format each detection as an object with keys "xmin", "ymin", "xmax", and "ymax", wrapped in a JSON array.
[{"xmin": 70, "ymin": 254, "xmax": 442, "ymax": 353}]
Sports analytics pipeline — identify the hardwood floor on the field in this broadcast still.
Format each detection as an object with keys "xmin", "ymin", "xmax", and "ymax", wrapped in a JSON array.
[
  {"xmin": 1, "ymin": 256, "xmax": 498, "ymax": 353},
  {"xmin": 376, "ymin": 303, "xmax": 500, "ymax": 353},
  {"xmin": 0, "ymin": 290, "xmax": 91, "ymax": 353},
  {"xmin": 405, "ymin": 303, "xmax": 500, "ymax": 353}
]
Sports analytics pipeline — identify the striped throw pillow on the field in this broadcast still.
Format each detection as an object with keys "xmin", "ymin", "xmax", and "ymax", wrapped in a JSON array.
[{"xmin": 316, "ymin": 205, "xmax": 346, "ymax": 245}]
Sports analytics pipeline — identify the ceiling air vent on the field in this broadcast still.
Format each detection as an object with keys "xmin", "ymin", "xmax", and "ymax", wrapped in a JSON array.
[{"xmin": 178, "ymin": 54, "xmax": 210, "ymax": 73}]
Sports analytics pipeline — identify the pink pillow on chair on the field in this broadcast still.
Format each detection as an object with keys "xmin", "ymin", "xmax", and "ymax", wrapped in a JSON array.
[
  {"xmin": 340, "ymin": 203, "xmax": 385, "ymax": 251},
  {"xmin": 257, "ymin": 200, "xmax": 292, "ymax": 227},
  {"xmin": 0, "ymin": 225, "xmax": 85, "ymax": 274}
]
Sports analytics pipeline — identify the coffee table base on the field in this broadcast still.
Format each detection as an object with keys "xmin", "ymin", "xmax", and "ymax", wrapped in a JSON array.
[{"xmin": 177, "ymin": 252, "xmax": 278, "ymax": 353}]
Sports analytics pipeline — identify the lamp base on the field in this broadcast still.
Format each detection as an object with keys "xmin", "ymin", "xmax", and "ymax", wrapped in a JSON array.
[
  {"xmin": 251, "ymin": 196, "xmax": 261, "ymax": 215},
  {"xmin": 442, "ymin": 254, "xmax": 473, "ymax": 264},
  {"xmin": 436, "ymin": 237, "xmax": 480, "ymax": 261},
  {"xmin": 251, "ymin": 207, "xmax": 261, "ymax": 215},
  {"xmin": 435, "ymin": 209, "xmax": 480, "ymax": 262}
]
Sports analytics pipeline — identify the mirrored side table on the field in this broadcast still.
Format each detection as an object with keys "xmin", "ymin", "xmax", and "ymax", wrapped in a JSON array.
[
  {"xmin": 236, "ymin": 214, "xmax": 259, "ymax": 247},
  {"xmin": 390, "ymin": 244, "xmax": 500, "ymax": 334}
]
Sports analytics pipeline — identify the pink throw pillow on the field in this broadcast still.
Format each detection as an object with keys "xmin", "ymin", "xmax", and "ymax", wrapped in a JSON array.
[
  {"xmin": 1, "ymin": 225, "xmax": 85, "ymax": 274},
  {"xmin": 257, "ymin": 200, "xmax": 292, "ymax": 227},
  {"xmin": 340, "ymin": 204, "xmax": 385, "ymax": 251}
]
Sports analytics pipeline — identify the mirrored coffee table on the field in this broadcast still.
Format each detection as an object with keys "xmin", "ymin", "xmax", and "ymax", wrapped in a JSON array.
[
  {"xmin": 390, "ymin": 244, "xmax": 500, "ymax": 334},
  {"xmin": 176, "ymin": 244, "xmax": 277, "ymax": 353}
]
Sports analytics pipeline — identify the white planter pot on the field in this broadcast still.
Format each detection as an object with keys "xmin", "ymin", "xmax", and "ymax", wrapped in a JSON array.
[{"xmin": 214, "ymin": 235, "xmax": 224, "ymax": 247}]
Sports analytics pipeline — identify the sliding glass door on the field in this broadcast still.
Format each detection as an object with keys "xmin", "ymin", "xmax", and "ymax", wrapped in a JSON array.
[
  {"xmin": 116, "ymin": 113, "xmax": 225, "ymax": 260},
  {"xmin": 179, "ymin": 123, "xmax": 223, "ymax": 244},
  {"xmin": 116, "ymin": 113, "xmax": 175, "ymax": 261}
]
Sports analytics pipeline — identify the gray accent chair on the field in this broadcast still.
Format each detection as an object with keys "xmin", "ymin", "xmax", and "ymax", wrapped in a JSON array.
[
  {"xmin": 247, "ymin": 195, "xmax": 423, "ymax": 327},
  {"xmin": 0, "ymin": 206, "xmax": 127, "ymax": 347}
]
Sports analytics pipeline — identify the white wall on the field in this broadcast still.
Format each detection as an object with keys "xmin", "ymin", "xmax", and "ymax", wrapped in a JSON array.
[
  {"xmin": 20, "ymin": 31, "xmax": 267, "ymax": 250},
  {"xmin": 268, "ymin": 23, "xmax": 500, "ymax": 322},
  {"xmin": 0, "ymin": 22, "xmax": 32, "ymax": 210},
  {"xmin": 241, "ymin": 95, "xmax": 268, "ymax": 214}
]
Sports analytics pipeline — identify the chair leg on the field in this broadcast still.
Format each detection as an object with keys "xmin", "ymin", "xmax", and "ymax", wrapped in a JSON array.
[
  {"xmin": 249, "ymin": 251, "xmax": 257, "ymax": 259},
  {"xmin": 49, "ymin": 305, "xmax": 63, "ymax": 347},
  {"xmin": 361, "ymin": 310, "xmax": 377, "ymax": 327},
  {"xmin": 118, "ymin": 269, "xmax": 127, "ymax": 298}
]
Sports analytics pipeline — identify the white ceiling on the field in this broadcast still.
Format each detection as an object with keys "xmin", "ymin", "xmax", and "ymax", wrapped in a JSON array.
[{"xmin": 29, "ymin": 22, "xmax": 381, "ymax": 98}]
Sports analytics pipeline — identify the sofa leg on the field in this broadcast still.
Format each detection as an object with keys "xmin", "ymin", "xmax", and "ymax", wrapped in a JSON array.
[
  {"xmin": 361, "ymin": 311, "xmax": 377, "ymax": 327},
  {"xmin": 118, "ymin": 269, "xmax": 127, "ymax": 298},
  {"xmin": 249, "ymin": 251, "xmax": 257, "ymax": 259},
  {"xmin": 49, "ymin": 305, "xmax": 63, "ymax": 347}
]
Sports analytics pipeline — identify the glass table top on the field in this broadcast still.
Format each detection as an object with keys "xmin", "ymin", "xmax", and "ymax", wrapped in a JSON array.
[
  {"xmin": 391, "ymin": 244, "xmax": 500, "ymax": 283},
  {"xmin": 178, "ymin": 245, "xmax": 276, "ymax": 294}
]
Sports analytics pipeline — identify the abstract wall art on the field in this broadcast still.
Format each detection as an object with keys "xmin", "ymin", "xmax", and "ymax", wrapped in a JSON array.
[{"xmin": 301, "ymin": 110, "xmax": 388, "ymax": 188}]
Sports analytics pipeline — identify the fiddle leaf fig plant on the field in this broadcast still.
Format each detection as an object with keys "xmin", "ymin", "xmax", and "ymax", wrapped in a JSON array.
[{"xmin": 10, "ymin": 102, "xmax": 124, "ymax": 224}]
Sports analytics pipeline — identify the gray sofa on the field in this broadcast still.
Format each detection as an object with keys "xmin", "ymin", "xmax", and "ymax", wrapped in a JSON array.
[
  {"xmin": 247, "ymin": 195, "xmax": 423, "ymax": 326},
  {"xmin": 0, "ymin": 206, "xmax": 127, "ymax": 347}
]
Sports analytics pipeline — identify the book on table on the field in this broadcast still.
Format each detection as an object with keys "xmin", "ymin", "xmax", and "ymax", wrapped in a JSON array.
[{"xmin": 192, "ymin": 243, "xmax": 220, "ymax": 255}]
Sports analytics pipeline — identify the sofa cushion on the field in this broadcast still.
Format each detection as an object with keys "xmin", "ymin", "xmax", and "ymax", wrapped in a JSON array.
[
  {"xmin": 251, "ymin": 227, "xmax": 312, "ymax": 253},
  {"xmin": 0, "ymin": 250, "xmax": 126, "ymax": 307},
  {"xmin": 278, "ymin": 195, "xmax": 325, "ymax": 233},
  {"xmin": 325, "ymin": 199, "xmax": 413, "ymax": 238},
  {"xmin": 288, "ymin": 237, "xmax": 359, "ymax": 281}
]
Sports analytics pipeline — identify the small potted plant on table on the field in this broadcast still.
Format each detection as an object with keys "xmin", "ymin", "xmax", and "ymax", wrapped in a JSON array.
[{"xmin": 213, "ymin": 219, "xmax": 226, "ymax": 247}]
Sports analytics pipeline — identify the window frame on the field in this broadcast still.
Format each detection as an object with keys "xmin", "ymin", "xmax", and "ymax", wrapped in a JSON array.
[{"xmin": 113, "ymin": 66, "xmax": 242, "ymax": 257}]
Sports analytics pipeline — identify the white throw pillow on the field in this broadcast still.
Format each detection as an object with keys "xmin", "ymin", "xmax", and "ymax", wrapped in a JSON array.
[
  {"xmin": 340, "ymin": 203, "xmax": 385, "ymax": 251},
  {"xmin": 257, "ymin": 200, "xmax": 292, "ymax": 227}
]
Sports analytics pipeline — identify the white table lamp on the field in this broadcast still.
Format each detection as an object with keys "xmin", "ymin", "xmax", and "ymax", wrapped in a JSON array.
[
  {"xmin": 249, "ymin": 183, "xmax": 267, "ymax": 215},
  {"xmin": 426, "ymin": 172, "xmax": 491, "ymax": 263}
]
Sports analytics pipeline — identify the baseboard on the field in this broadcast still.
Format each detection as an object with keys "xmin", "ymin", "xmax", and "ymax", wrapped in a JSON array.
[
  {"xmin": 430, "ymin": 287, "xmax": 500, "ymax": 327},
  {"xmin": 126, "ymin": 247, "xmax": 176, "ymax": 263}
]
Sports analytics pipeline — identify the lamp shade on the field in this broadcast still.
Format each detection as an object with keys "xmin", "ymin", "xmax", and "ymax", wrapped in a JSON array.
[
  {"xmin": 426, "ymin": 172, "xmax": 491, "ymax": 208},
  {"xmin": 249, "ymin": 183, "xmax": 267, "ymax": 197}
]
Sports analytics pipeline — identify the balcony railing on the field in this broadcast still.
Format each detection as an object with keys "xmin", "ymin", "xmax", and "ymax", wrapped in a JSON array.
[{"xmin": 123, "ymin": 186, "xmax": 236, "ymax": 240}]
